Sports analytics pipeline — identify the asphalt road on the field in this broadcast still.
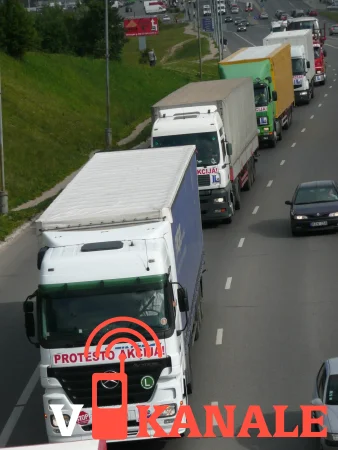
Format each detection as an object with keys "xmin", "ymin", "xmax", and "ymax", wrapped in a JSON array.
[{"xmin": 2, "ymin": 8, "xmax": 338, "ymax": 450}]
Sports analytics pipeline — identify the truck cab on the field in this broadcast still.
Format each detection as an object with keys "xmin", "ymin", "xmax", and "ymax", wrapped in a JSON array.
[
  {"xmin": 313, "ymin": 40, "xmax": 327, "ymax": 85},
  {"xmin": 271, "ymin": 20, "xmax": 286, "ymax": 32},
  {"xmin": 287, "ymin": 16, "xmax": 325, "ymax": 43},
  {"xmin": 291, "ymin": 45, "xmax": 313, "ymax": 103}
]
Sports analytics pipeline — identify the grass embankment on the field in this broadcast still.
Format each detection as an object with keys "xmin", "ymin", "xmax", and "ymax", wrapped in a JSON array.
[
  {"xmin": 320, "ymin": 11, "xmax": 338, "ymax": 21},
  {"xmin": 0, "ymin": 23, "xmax": 217, "ymax": 241}
]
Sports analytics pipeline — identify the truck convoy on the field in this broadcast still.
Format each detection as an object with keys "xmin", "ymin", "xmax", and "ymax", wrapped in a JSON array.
[
  {"xmin": 263, "ymin": 30, "xmax": 315, "ymax": 104},
  {"xmin": 23, "ymin": 146, "xmax": 205, "ymax": 443},
  {"xmin": 313, "ymin": 38, "xmax": 327, "ymax": 85},
  {"xmin": 219, "ymin": 44, "xmax": 294, "ymax": 148},
  {"xmin": 150, "ymin": 79, "xmax": 258, "ymax": 224}
]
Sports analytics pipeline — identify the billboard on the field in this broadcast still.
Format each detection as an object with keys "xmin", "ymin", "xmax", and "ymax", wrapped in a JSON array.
[{"xmin": 123, "ymin": 17, "xmax": 159, "ymax": 37}]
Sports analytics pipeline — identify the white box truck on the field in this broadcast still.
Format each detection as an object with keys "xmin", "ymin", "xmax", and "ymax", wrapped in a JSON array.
[
  {"xmin": 263, "ymin": 29, "xmax": 315, "ymax": 105},
  {"xmin": 23, "ymin": 146, "xmax": 205, "ymax": 443},
  {"xmin": 144, "ymin": 1, "xmax": 166, "ymax": 13},
  {"xmin": 151, "ymin": 79, "xmax": 259, "ymax": 224}
]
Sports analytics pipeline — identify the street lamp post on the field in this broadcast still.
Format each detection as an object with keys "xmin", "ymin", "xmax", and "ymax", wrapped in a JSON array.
[
  {"xmin": 105, "ymin": 0, "xmax": 112, "ymax": 149},
  {"xmin": 0, "ymin": 72, "xmax": 8, "ymax": 215},
  {"xmin": 196, "ymin": 0, "xmax": 202, "ymax": 80}
]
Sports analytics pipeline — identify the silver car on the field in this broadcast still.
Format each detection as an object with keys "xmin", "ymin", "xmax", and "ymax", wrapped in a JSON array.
[{"xmin": 312, "ymin": 358, "xmax": 338, "ymax": 449}]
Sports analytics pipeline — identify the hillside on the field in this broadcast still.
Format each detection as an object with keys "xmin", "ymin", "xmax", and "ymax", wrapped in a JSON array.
[{"xmin": 1, "ymin": 24, "xmax": 194, "ymax": 210}]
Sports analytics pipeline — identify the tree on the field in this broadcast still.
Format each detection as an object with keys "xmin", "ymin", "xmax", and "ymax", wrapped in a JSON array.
[
  {"xmin": 35, "ymin": 6, "xmax": 71, "ymax": 54},
  {"xmin": 74, "ymin": 0, "xmax": 127, "ymax": 60},
  {"xmin": 1, "ymin": 0, "xmax": 37, "ymax": 59}
]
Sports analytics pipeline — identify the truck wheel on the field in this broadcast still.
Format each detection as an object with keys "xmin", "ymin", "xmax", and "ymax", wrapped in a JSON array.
[
  {"xmin": 278, "ymin": 129, "xmax": 282, "ymax": 141},
  {"xmin": 304, "ymin": 91, "xmax": 310, "ymax": 104},
  {"xmin": 269, "ymin": 131, "xmax": 277, "ymax": 148},
  {"xmin": 321, "ymin": 78, "xmax": 326, "ymax": 86},
  {"xmin": 234, "ymin": 181, "xmax": 241, "ymax": 210},
  {"xmin": 194, "ymin": 301, "xmax": 202, "ymax": 341},
  {"xmin": 311, "ymin": 85, "xmax": 315, "ymax": 98}
]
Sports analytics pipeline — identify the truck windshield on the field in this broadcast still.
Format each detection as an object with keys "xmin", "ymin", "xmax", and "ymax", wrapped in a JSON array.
[
  {"xmin": 254, "ymin": 86, "xmax": 268, "ymax": 106},
  {"xmin": 292, "ymin": 58, "xmax": 305, "ymax": 75},
  {"xmin": 37, "ymin": 275, "xmax": 174, "ymax": 347},
  {"xmin": 153, "ymin": 132, "xmax": 220, "ymax": 166}
]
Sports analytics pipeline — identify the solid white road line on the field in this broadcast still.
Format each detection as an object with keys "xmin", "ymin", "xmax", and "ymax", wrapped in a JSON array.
[
  {"xmin": 238, "ymin": 238, "xmax": 245, "ymax": 248},
  {"xmin": 225, "ymin": 277, "xmax": 232, "ymax": 290},
  {"xmin": 252, "ymin": 206, "xmax": 259, "ymax": 214},
  {"xmin": 291, "ymin": 143, "xmax": 296, "ymax": 147},
  {"xmin": 216, "ymin": 329, "xmax": 224, "ymax": 345},
  {"xmin": 280, "ymin": 160, "xmax": 285, "ymax": 166},
  {"xmin": 301, "ymin": 128, "xmax": 306, "ymax": 132},
  {"xmin": 0, "ymin": 366, "xmax": 39, "ymax": 447},
  {"xmin": 310, "ymin": 115, "xmax": 314, "ymax": 119},
  {"xmin": 267, "ymin": 180, "xmax": 273, "ymax": 187},
  {"xmin": 234, "ymin": 33, "xmax": 256, "ymax": 46}
]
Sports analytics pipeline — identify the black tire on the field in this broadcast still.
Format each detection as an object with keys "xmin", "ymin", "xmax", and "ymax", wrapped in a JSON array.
[
  {"xmin": 194, "ymin": 301, "xmax": 202, "ymax": 341},
  {"xmin": 223, "ymin": 216, "xmax": 232, "ymax": 224},
  {"xmin": 234, "ymin": 181, "xmax": 241, "ymax": 210},
  {"xmin": 244, "ymin": 162, "xmax": 253, "ymax": 191},
  {"xmin": 278, "ymin": 128, "xmax": 282, "ymax": 141},
  {"xmin": 269, "ymin": 134, "xmax": 277, "ymax": 148},
  {"xmin": 304, "ymin": 91, "xmax": 310, "ymax": 104},
  {"xmin": 291, "ymin": 228, "xmax": 301, "ymax": 237},
  {"xmin": 311, "ymin": 84, "xmax": 315, "ymax": 98}
]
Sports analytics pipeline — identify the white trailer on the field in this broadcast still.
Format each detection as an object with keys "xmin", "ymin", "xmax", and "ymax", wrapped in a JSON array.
[
  {"xmin": 263, "ymin": 29, "xmax": 315, "ymax": 104},
  {"xmin": 151, "ymin": 79, "xmax": 259, "ymax": 224},
  {"xmin": 23, "ymin": 146, "xmax": 205, "ymax": 444}
]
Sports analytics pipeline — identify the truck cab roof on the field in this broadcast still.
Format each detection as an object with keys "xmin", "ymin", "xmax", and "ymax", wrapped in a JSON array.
[
  {"xmin": 291, "ymin": 44, "xmax": 305, "ymax": 57},
  {"xmin": 40, "ymin": 222, "xmax": 171, "ymax": 285}
]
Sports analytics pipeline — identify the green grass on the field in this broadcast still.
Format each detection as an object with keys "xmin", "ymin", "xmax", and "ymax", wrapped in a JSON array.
[
  {"xmin": 319, "ymin": 11, "xmax": 338, "ymax": 21},
  {"xmin": 0, "ymin": 22, "xmax": 217, "ymax": 241},
  {"xmin": 0, "ymin": 197, "xmax": 56, "ymax": 241},
  {"xmin": 167, "ymin": 36, "xmax": 210, "ymax": 62}
]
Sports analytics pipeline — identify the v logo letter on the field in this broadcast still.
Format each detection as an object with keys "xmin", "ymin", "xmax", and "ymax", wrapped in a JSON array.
[{"xmin": 49, "ymin": 404, "xmax": 84, "ymax": 437}]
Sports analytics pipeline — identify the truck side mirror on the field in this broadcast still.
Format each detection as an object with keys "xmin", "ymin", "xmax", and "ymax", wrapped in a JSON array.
[
  {"xmin": 227, "ymin": 143, "xmax": 233, "ymax": 156},
  {"xmin": 307, "ymin": 61, "xmax": 310, "ymax": 68},
  {"xmin": 272, "ymin": 90, "xmax": 277, "ymax": 101},
  {"xmin": 177, "ymin": 287, "xmax": 189, "ymax": 312},
  {"xmin": 285, "ymin": 200, "xmax": 292, "ymax": 205},
  {"xmin": 23, "ymin": 301, "xmax": 35, "ymax": 338}
]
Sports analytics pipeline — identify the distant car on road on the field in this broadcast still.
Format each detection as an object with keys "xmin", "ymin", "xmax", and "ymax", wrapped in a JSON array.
[
  {"xmin": 234, "ymin": 16, "xmax": 243, "ymax": 24},
  {"xmin": 245, "ymin": 1, "xmax": 253, "ymax": 11},
  {"xmin": 239, "ymin": 18, "xmax": 250, "ymax": 25},
  {"xmin": 161, "ymin": 14, "xmax": 171, "ymax": 22},
  {"xmin": 231, "ymin": 6, "xmax": 239, "ymax": 13},
  {"xmin": 225, "ymin": 15, "xmax": 233, "ymax": 22},
  {"xmin": 285, "ymin": 180, "xmax": 338, "ymax": 236},
  {"xmin": 260, "ymin": 11, "xmax": 268, "ymax": 19},
  {"xmin": 291, "ymin": 8, "xmax": 305, "ymax": 17},
  {"xmin": 329, "ymin": 24, "xmax": 338, "ymax": 35},
  {"xmin": 311, "ymin": 358, "xmax": 338, "ymax": 450},
  {"xmin": 237, "ymin": 23, "xmax": 247, "ymax": 31},
  {"xmin": 306, "ymin": 9, "xmax": 318, "ymax": 16}
]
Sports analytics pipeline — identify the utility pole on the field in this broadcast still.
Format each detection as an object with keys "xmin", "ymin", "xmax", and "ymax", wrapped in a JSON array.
[
  {"xmin": 105, "ymin": 0, "xmax": 112, "ymax": 150},
  {"xmin": 0, "ymin": 72, "xmax": 8, "ymax": 215},
  {"xmin": 196, "ymin": 0, "xmax": 202, "ymax": 80}
]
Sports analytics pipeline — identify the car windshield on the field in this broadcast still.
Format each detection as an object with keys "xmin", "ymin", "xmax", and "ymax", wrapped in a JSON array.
[
  {"xmin": 254, "ymin": 86, "xmax": 268, "ymax": 106},
  {"xmin": 153, "ymin": 132, "xmax": 220, "ymax": 166},
  {"xmin": 314, "ymin": 47, "xmax": 321, "ymax": 58},
  {"xmin": 326, "ymin": 375, "xmax": 338, "ymax": 405},
  {"xmin": 294, "ymin": 185, "xmax": 338, "ymax": 204},
  {"xmin": 289, "ymin": 20, "xmax": 316, "ymax": 30},
  {"xmin": 38, "ymin": 275, "xmax": 173, "ymax": 346},
  {"xmin": 292, "ymin": 58, "xmax": 305, "ymax": 75}
]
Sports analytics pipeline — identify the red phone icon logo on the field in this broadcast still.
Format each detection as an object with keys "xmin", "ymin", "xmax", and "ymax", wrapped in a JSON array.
[{"xmin": 92, "ymin": 353, "xmax": 128, "ymax": 440}]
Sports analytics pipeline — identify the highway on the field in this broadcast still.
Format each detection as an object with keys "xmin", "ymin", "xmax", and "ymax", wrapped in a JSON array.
[{"xmin": 1, "ymin": 2, "xmax": 338, "ymax": 449}]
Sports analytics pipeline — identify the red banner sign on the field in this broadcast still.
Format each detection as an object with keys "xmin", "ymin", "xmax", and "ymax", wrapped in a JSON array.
[{"xmin": 124, "ymin": 17, "xmax": 159, "ymax": 37}]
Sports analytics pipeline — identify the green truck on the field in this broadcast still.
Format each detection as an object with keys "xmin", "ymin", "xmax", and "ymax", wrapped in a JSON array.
[{"xmin": 219, "ymin": 43, "xmax": 295, "ymax": 148}]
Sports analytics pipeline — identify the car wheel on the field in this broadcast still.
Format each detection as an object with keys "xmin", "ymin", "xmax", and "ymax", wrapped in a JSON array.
[{"xmin": 291, "ymin": 228, "xmax": 301, "ymax": 236}]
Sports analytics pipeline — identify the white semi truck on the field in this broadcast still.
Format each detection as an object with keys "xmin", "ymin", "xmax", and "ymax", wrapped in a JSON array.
[
  {"xmin": 23, "ymin": 146, "xmax": 205, "ymax": 443},
  {"xmin": 151, "ymin": 79, "xmax": 259, "ymax": 224},
  {"xmin": 263, "ymin": 29, "xmax": 315, "ymax": 105}
]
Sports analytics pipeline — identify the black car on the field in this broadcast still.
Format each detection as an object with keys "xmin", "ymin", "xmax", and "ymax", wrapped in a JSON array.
[
  {"xmin": 225, "ymin": 15, "xmax": 233, "ymax": 22},
  {"xmin": 240, "ymin": 19, "xmax": 250, "ymax": 25},
  {"xmin": 285, "ymin": 180, "xmax": 338, "ymax": 236}
]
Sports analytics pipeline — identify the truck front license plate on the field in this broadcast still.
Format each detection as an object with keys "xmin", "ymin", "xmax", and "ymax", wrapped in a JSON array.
[
  {"xmin": 316, "ymin": 76, "xmax": 322, "ymax": 82},
  {"xmin": 310, "ymin": 221, "xmax": 328, "ymax": 227}
]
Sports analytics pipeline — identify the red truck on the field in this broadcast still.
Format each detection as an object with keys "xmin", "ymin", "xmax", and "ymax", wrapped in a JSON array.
[{"xmin": 313, "ymin": 39, "xmax": 327, "ymax": 85}]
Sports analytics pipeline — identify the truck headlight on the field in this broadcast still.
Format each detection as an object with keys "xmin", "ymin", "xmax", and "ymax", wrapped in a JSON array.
[
  {"xmin": 50, "ymin": 414, "xmax": 70, "ymax": 428},
  {"xmin": 159, "ymin": 404, "xmax": 177, "ymax": 418},
  {"xmin": 214, "ymin": 197, "xmax": 225, "ymax": 203},
  {"xmin": 295, "ymin": 215, "xmax": 308, "ymax": 220},
  {"xmin": 329, "ymin": 212, "xmax": 338, "ymax": 217}
]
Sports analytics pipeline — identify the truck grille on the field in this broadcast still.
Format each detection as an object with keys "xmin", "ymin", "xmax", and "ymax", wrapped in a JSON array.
[
  {"xmin": 198, "ymin": 175, "xmax": 210, "ymax": 187},
  {"xmin": 47, "ymin": 357, "xmax": 171, "ymax": 407}
]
